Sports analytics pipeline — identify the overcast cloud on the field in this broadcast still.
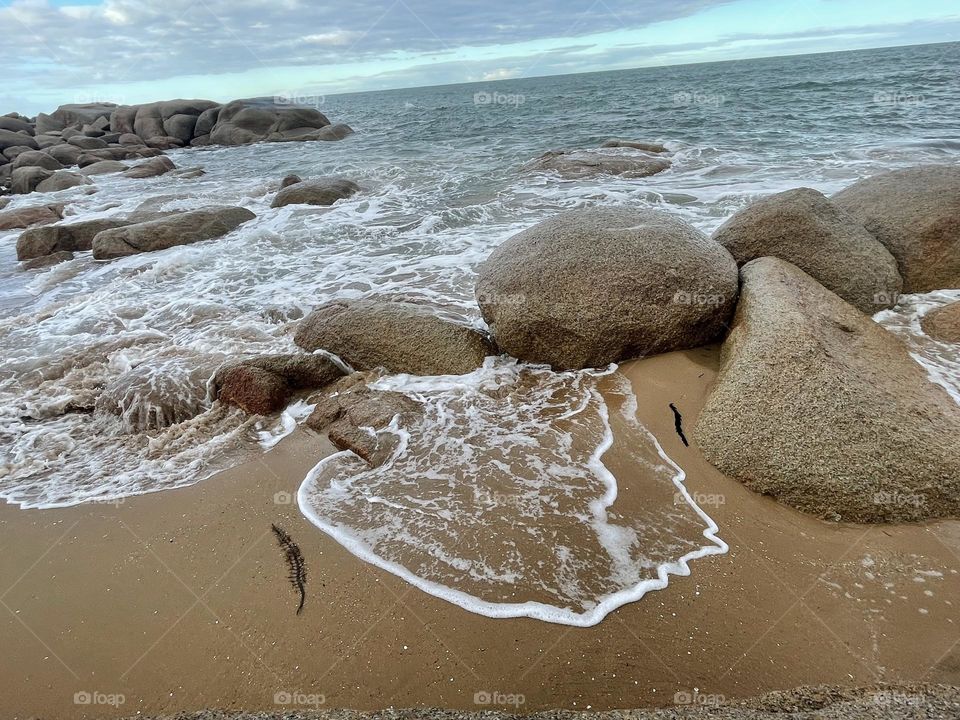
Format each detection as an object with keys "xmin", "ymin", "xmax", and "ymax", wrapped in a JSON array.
[{"xmin": 1, "ymin": 0, "xmax": 958, "ymax": 114}]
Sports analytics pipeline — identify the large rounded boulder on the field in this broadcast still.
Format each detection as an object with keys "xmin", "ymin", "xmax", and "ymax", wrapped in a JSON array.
[
  {"xmin": 475, "ymin": 207, "xmax": 739, "ymax": 369},
  {"xmin": 832, "ymin": 165, "xmax": 960, "ymax": 292},
  {"xmin": 713, "ymin": 187, "xmax": 903, "ymax": 312},
  {"xmin": 695, "ymin": 257, "xmax": 960, "ymax": 523}
]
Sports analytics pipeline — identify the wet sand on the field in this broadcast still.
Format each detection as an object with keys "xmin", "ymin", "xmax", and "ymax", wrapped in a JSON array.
[{"xmin": 1, "ymin": 347, "xmax": 959, "ymax": 719}]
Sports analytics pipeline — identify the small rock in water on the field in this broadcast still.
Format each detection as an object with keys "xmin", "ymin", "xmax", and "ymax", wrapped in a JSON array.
[
  {"xmin": 294, "ymin": 298, "xmax": 495, "ymax": 376},
  {"xmin": 600, "ymin": 138, "xmax": 668, "ymax": 153},
  {"xmin": 122, "ymin": 155, "xmax": 175, "ymax": 179},
  {"xmin": 270, "ymin": 177, "xmax": 359, "ymax": 208},
  {"xmin": 522, "ymin": 148, "xmax": 671, "ymax": 179},
  {"xmin": 91, "ymin": 205, "xmax": 255, "ymax": 259},
  {"xmin": 20, "ymin": 250, "xmax": 74, "ymax": 270},
  {"xmin": 921, "ymin": 301, "xmax": 960, "ymax": 343},
  {"xmin": 214, "ymin": 353, "xmax": 345, "ymax": 415}
]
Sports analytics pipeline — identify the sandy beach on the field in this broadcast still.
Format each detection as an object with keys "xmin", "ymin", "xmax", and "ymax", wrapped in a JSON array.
[{"xmin": 2, "ymin": 347, "xmax": 959, "ymax": 719}]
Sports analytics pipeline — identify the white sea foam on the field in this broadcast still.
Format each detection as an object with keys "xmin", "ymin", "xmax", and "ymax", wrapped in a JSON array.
[
  {"xmin": 298, "ymin": 359, "xmax": 727, "ymax": 626},
  {"xmin": 875, "ymin": 290, "xmax": 960, "ymax": 404}
]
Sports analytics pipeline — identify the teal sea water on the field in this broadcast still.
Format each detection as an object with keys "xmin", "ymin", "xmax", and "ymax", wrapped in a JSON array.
[{"xmin": 1, "ymin": 42, "xmax": 958, "ymax": 624}]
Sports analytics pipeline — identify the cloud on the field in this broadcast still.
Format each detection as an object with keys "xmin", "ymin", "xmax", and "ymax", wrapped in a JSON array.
[
  {"xmin": 0, "ymin": 0, "xmax": 734, "ymax": 109},
  {"xmin": 0, "ymin": 0, "xmax": 957, "ymax": 114},
  {"xmin": 480, "ymin": 67, "xmax": 521, "ymax": 81}
]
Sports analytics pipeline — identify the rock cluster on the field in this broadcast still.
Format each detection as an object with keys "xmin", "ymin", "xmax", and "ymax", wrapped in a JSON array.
[{"xmin": 0, "ymin": 97, "xmax": 354, "ymax": 196}]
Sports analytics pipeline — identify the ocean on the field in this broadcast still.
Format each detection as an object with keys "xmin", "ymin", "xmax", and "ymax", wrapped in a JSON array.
[{"xmin": 1, "ymin": 42, "xmax": 958, "ymax": 625}]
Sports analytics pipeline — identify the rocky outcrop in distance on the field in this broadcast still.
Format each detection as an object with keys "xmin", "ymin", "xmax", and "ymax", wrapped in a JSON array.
[{"xmin": 0, "ymin": 97, "xmax": 354, "ymax": 195}]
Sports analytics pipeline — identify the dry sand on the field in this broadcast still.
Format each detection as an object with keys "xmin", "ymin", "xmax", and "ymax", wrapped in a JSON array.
[{"xmin": 1, "ymin": 347, "xmax": 959, "ymax": 719}]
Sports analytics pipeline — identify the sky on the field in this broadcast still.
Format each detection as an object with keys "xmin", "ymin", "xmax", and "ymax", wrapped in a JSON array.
[{"xmin": 2, "ymin": 0, "xmax": 959, "ymax": 115}]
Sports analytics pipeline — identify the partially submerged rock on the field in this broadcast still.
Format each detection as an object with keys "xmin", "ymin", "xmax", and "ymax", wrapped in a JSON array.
[
  {"xmin": 94, "ymin": 352, "xmax": 221, "ymax": 432},
  {"xmin": 921, "ymin": 301, "xmax": 960, "ymax": 343},
  {"xmin": 271, "ymin": 177, "xmax": 359, "ymax": 208},
  {"xmin": 34, "ymin": 170, "xmax": 92, "ymax": 193},
  {"xmin": 0, "ymin": 203, "xmax": 64, "ymax": 230},
  {"xmin": 712, "ymin": 187, "xmax": 903, "ymax": 312},
  {"xmin": 600, "ymin": 138, "xmax": 668, "ymax": 153},
  {"xmin": 695, "ymin": 257, "xmax": 960, "ymax": 523},
  {"xmin": 80, "ymin": 160, "xmax": 127, "ymax": 176},
  {"xmin": 306, "ymin": 377, "xmax": 423, "ymax": 465},
  {"xmin": 123, "ymin": 155, "xmax": 175, "ymax": 179},
  {"xmin": 20, "ymin": 250, "xmax": 74, "ymax": 270},
  {"xmin": 832, "ymin": 165, "xmax": 960, "ymax": 292},
  {"xmin": 522, "ymin": 149, "xmax": 671, "ymax": 179},
  {"xmin": 17, "ymin": 218, "xmax": 131, "ymax": 259},
  {"xmin": 476, "ymin": 207, "xmax": 739, "ymax": 369},
  {"xmin": 213, "ymin": 353, "xmax": 344, "ymax": 415},
  {"xmin": 92, "ymin": 206, "xmax": 255, "ymax": 259},
  {"xmin": 294, "ymin": 299, "xmax": 495, "ymax": 375},
  {"xmin": 11, "ymin": 166, "xmax": 53, "ymax": 194}
]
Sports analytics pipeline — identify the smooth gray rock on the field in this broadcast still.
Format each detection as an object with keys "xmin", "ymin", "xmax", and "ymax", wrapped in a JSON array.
[
  {"xmin": 476, "ymin": 207, "xmax": 739, "ymax": 369},
  {"xmin": 92, "ymin": 206, "xmax": 256, "ymax": 259},
  {"xmin": 12, "ymin": 150, "xmax": 64, "ymax": 171},
  {"xmin": 696, "ymin": 257, "xmax": 960, "ymax": 523},
  {"xmin": 294, "ymin": 299, "xmax": 495, "ymax": 376},
  {"xmin": 0, "ymin": 129, "xmax": 38, "ymax": 151},
  {"xmin": 271, "ymin": 177, "xmax": 359, "ymax": 208},
  {"xmin": 122, "ymin": 155, "xmax": 175, "ymax": 178},
  {"xmin": 34, "ymin": 170, "xmax": 93, "ymax": 193},
  {"xmin": 832, "ymin": 165, "xmax": 960, "ymax": 292},
  {"xmin": 11, "ymin": 166, "xmax": 53, "ymax": 194},
  {"xmin": 712, "ymin": 187, "xmax": 903, "ymax": 312}
]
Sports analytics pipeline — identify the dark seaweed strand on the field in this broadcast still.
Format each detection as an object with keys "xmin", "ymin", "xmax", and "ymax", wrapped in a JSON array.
[
  {"xmin": 669, "ymin": 403, "xmax": 689, "ymax": 447},
  {"xmin": 271, "ymin": 523, "xmax": 307, "ymax": 615}
]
